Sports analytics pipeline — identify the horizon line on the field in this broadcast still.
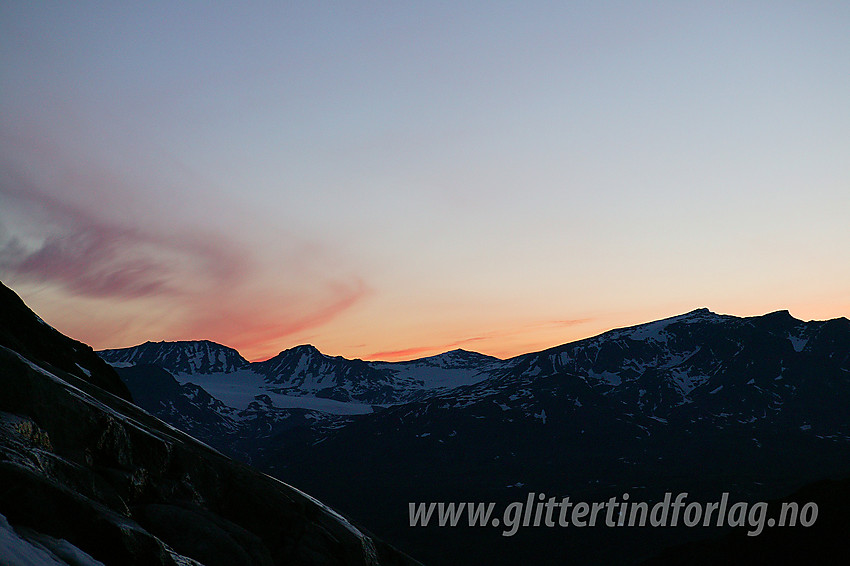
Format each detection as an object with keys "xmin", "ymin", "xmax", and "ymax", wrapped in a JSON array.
[{"xmin": 95, "ymin": 307, "xmax": 848, "ymax": 364}]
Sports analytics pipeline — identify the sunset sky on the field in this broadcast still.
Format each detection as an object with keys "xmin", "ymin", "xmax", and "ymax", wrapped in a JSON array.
[{"xmin": 1, "ymin": 2, "xmax": 848, "ymax": 362}]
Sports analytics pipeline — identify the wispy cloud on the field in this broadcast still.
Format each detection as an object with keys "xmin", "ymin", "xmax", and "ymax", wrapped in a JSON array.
[
  {"xmin": 0, "ymin": 169, "xmax": 248, "ymax": 300},
  {"xmin": 0, "ymin": 151, "xmax": 368, "ymax": 360}
]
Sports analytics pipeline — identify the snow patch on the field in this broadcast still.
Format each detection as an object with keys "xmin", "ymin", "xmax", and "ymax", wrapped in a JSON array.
[
  {"xmin": 667, "ymin": 368, "xmax": 710, "ymax": 397},
  {"xmin": 629, "ymin": 319, "xmax": 673, "ymax": 343},
  {"xmin": 172, "ymin": 369, "xmax": 374, "ymax": 415},
  {"xmin": 587, "ymin": 369, "xmax": 622, "ymax": 386},
  {"xmin": 788, "ymin": 334, "xmax": 808, "ymax": 353},
  {"xmin": 369, "ymin": 359, "xmax": 493, "ymax": 390},
  {"xmin": 0, "ymin": 513, "xmax": 104, "ymax": 566}
]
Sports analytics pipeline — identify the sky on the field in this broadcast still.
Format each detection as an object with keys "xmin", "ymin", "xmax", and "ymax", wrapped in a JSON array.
[{"xmin": 1, "ymin": 1, "xmax": 848, "ymax": 362}]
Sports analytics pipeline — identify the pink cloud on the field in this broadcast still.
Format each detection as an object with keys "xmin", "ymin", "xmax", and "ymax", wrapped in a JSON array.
[
  {"xmin": 0, "ymin": 156, "xmax": 368, "ymax": 360},
  {"xmin": 0, "ymin": 172, "xmax": 248, "ymax": 300},
  {"xmin": 366, "ymin": 345, "xmax": 443, "ymax": 360},
  {"xmin": 184, "ymin": 277, "xmax": 370, "ymax": 362}
]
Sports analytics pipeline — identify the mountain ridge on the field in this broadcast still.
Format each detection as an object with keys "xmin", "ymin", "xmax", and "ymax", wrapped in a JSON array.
[{"xmin": 98, "ymin": 306, "xmax": 850, "ymax": 372}]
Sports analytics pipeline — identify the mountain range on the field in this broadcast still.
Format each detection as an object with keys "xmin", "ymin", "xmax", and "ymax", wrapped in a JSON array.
[{"xmin": 96, "ymin": 306, "xmax": 850, "ymax": 565}]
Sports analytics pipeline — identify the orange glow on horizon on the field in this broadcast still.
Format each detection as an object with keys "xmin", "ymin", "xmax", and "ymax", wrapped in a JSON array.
[
  {"xmin": 236, "ymin": 304, "xmax": 850, "ymax": 363},
  {"xmin": 14, "ymin": 280, "xmax": 850, "ymax": 365}
]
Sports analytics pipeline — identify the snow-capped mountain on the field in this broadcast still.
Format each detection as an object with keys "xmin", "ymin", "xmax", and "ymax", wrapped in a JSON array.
[
  {"xmin": 370, "ymin": 349, "xmax": 501, "ymax": 390},
  {"xmin": 255, "ymin": 345, "xmax": 501, "ymax": 403},
  {"xmin": 254, "ymin": 344, "xmax": 406, "ymax": 404},
  {"xmin": 99, "ymin": 340, "xmax": 504, "ymax": 415},
  {"xmin": 100, "ymin": 339, "xmax": 249, "ymax": 374}
]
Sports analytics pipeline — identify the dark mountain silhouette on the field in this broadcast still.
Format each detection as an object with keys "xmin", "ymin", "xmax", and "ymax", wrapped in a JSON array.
[{"xmin": 100, "ymin": 340, "xmax": 250, "ymax": 374}]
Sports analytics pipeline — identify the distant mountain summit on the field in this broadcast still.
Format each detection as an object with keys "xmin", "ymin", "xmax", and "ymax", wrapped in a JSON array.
[
  {"xmin": 254, "ymin": 344, "xmax": 397, "ymax": 402},
  {"xmin": 100, "ymin": 339, "xmax": 250, "ymax": 374}
]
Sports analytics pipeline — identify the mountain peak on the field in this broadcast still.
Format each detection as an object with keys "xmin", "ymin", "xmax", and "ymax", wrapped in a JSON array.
[
  {"xmin": 99, "ymin": 339, "xmax": 249, "ymax": 374},
  {"xmin": 277, "ymin": 344, "xmax": 323, "ymax": 358},
  {"xmin": 754, "ymin": 309, "xmax": 802, "ymax": 331},
  {"xmin": 394, "ymin": 348, "xmax": 501, "ymax": 370},
  {"xmin": 256, "ymin": 344, "xmax": 330, "ymax": 370},
  {"xmin": 446, "ymin": 348, "xmax": 479, "ymax": 355},
  {"xmin": 142, "ymin": 338, "xmax": 230, "ymax": 348},
  {"xmin": 673, "ymin": 307, "xmax": 720, "ymax": 320},
  {"xmin": 762, "ymin": 309, "xmax": 796, "ymax": 320}
]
